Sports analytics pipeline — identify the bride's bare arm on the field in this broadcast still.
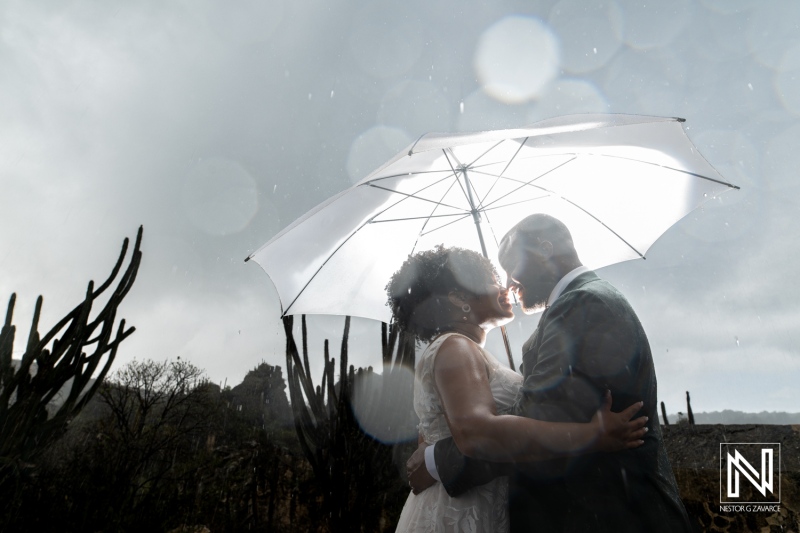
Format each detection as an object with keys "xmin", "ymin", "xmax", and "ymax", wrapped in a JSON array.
[{"xmin": 434, "ymin": 335, "xmax": 646, "ymax": 462}]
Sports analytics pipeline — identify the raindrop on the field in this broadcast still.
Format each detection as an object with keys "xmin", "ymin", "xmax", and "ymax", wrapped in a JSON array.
[
  {"xmin": 459, "ymin": 101, "xmax": 465, "ymax": 113},
  {"xmin": 330, "ymin": 90, "xmax": 335, "ymax": 98},
  {"xmin": 593, "ymin": 47, "xmax": 597, "ymax": 54},
  {"xmin": 273, "ymin": 184, "xmax": 277, "ymax": 193},
  {"xmin": 308, "ymin": 93, "xmax": 312, "ymax": 100},
  {"xmin": 748, "ymin": 83, "xmax": 753, "ymax": 91},
  {"xmin": 735, "ymin": 336, "xmax": 740, "ymax": 347}
]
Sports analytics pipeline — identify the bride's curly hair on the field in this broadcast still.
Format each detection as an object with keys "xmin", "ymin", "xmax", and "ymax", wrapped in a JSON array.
[{"xmin": 386, "ymin": 245, "xmax": 499, "ymax": 343}]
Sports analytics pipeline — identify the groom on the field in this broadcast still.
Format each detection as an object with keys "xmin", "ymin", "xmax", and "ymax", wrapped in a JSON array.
[{"xmin": 408, "ymin": 214, "xmax": 692, "ymax": 532}]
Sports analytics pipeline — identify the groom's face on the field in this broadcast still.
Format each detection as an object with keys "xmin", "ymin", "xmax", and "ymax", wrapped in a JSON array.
[{"xmin": 499, "ymin": 233, "xmax": 559, "ymax": 314}]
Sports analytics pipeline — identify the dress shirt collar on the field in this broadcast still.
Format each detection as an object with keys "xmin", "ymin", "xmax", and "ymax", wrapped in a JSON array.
[{"xmin": 546, "ymin": 265, "xmax": 590, "ymax": 308}]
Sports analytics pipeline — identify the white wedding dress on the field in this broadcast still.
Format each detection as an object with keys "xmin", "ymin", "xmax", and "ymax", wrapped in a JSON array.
[{"xmin": 395, "ymin": 333, "xmax": 523, "ymax": 533}]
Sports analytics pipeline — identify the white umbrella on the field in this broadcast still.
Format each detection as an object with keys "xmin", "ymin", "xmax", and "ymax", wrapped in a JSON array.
[{"xmin": 247, "ymin": 114, "xmax": 738, "ymax": 366}]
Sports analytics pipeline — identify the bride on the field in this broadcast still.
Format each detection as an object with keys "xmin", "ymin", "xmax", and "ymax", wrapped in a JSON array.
[{"xmin": 386, "ymin": 246, "xmax": 646, "ymax": 533}]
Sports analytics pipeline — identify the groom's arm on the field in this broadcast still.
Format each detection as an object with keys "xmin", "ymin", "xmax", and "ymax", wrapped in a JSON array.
[{"xmin": 430, "ymin": 437, "xmax": 514, "ymax": 496}]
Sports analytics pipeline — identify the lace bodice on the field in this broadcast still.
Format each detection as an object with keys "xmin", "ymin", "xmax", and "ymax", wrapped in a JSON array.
[
  {"xmin": 415, "ymin": 332, "xmax": 523, "ymax": 445},
  {"xmin": 396, "ymin": 333, "xmax": 523, "ymax": 533}
]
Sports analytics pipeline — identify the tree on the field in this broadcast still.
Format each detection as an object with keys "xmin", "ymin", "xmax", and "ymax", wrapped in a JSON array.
[
  {"xmin": 85, "ymin": 358, "xmax": 212, "ymax": 529},
  {"xmin": 228, "ymin": 362, "xmax": 293, "ymax": 431}
]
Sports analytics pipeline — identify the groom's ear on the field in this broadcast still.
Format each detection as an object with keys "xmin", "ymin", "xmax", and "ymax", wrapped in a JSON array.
[{"xmin": 537, "ymin": 240, "xmax": 554, "ymax": 260}]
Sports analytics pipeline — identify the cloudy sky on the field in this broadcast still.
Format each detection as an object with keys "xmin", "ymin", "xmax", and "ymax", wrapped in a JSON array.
[{"xmin": 2, "ymin": 0, "xmax": 799, "ymax": 415}]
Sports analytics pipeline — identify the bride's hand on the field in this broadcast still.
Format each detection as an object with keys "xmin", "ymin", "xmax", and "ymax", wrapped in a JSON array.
[{"xmin": 591, "ymin": 390, "xmax": 648, "ymax": 452}]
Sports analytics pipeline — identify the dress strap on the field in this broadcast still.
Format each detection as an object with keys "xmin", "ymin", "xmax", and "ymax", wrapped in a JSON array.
[{"xmin": 422, "ymin": 332, "xmax": 497, "ymax": 377}]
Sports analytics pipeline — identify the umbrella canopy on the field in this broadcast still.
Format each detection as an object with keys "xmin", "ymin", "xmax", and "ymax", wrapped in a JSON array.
[{"xmin": 247, "ymin": 114, "xmax": 738, "ymax": 325}]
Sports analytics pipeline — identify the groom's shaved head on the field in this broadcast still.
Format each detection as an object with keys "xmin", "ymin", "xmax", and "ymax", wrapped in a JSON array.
[
  {"xmin": 499, "ymin": 214, "xmax": 577, "ymax": 263},
  {"xmin": 498, "ymin": 214, "xmax": 582, "ymax": 312}
]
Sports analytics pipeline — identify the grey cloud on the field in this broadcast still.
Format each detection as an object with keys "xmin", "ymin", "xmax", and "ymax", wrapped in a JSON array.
[{"xmin": 2, "ymin": 0, "xmax": 799, "ymax": 411}]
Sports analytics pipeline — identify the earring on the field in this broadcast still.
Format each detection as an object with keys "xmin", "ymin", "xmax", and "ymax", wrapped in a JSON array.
[{"xmin": 462, "ymin": 304, "xmax": 471, "ymax": 313}]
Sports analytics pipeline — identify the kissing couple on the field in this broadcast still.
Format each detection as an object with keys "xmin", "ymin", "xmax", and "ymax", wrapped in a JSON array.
[{"xmin": 387, "ymin": 214, "xmax": 692, "ymax": 533}]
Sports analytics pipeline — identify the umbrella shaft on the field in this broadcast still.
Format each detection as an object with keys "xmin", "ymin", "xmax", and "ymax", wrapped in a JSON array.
[
  {"xmin": 471, "ymin": 210, "xmax": 488, "ymax": 257},
  {"xmin": 500, "ymin": 326, "xmax": 515, "ymax": 370},
  {"xmin": 462, "ymin": 169, "xmax": 512, "ymax": 367},
  {"xmin": 462, "ymin": 168, "xmax": 489, "ymax": 257}
]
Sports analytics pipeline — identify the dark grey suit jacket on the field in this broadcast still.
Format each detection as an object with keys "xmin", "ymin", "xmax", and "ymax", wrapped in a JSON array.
[{"xmin": 433, "ymin": 271, "xmax": 693, "ymax": 532}]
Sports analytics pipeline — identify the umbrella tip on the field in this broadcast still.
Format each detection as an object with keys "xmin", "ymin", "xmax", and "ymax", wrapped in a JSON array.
[
  {"xmin": 244, "ymin": 256, "xmax": 251, "ymax": 263},
  {"xmin": 674, "ymin": 117, "xmax": 686, "ymax": 122},
  {"xmin": 409, "ymin": 132, "xmax": 428, "ymax": 155}
]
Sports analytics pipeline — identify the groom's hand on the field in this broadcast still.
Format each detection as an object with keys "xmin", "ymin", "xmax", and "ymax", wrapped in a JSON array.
[{"xmin": 406, "ymin": 441, "xmax": 436, "ymax": 494}]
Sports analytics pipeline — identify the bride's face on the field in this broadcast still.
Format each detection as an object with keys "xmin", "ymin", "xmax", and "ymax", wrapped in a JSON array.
[{"xmin": 469, "ymin": 280, "xmax": 515, "ymax": 328}]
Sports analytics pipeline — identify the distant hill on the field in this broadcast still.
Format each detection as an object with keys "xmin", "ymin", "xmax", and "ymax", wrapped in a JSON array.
[{"xmin": 665, "ymin": 410, "xmax": 800, "ymax": 425}]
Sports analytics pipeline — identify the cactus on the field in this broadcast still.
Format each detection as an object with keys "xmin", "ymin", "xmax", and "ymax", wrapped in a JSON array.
[
  {"xmin": 282, "ymin": 315, "xmax": 415, "ymax": 531},
  {"xmin": 686, "ymin": 391, "xmax": 695, "ymax": 425},
  {"xmin": 0, "ymin": 227, "xmax": 142, "ymax": 486}
]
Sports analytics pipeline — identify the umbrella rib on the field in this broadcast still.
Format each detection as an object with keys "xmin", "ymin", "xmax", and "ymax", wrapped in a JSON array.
[
  {"xmin": 283, "ymin": 178, "xmax": 464, "ymax": 316},
  {"xmin": 464, "ymin": 139, "xmax": 506, "ymax": 168},
  {"xmin": 466, "ymin": 155, "xmax": 578, "ymax": 188},
  {"xmin": 468, "ymin": 151, "xmax": 576, "ymax": 173},
  {"xmin": 481, "ymin": 156, "xmax": 578, "ymax": 210},
  {"xmin": 369, "ymin": 163, "xmax": 470, "ymax": 255},
  {"xmin": 481, "ymin": 194, "xmax": 552, "ymax": 212},
  {"xmin": 370, "ymin": 213, "xmax": 469, "ymax": 223},
  {"xmin": 478, "ymin": 138, "xmax": 528, "ymax": 209},
  {"xmin": 367, "ymin": 183, "xmax": 469, "ymax": 213},
  {"xmin": 280, "ymin": 220, "xmax": 371, "ymax": 317},
  {"xmin": 284, "ymin": 169, "xmax": 473, "ymax": 314},
  {"xmin": 411, "ymin": 172, "xmax": 465, "ymax": 254},
  {"xmin": 419, "ymin": 214, "xmax": 472, "ymax": 237},
  {"xmin": 561, "ymin": 196, "xmax": 646, "ymax": 259},
  {"xmin": 365, "ymin": 168, "xmax": 455, "ymax": 184},
  {"xmin": 590, "ymin": 153, "xmax": 741, "ymax": 189},
  {"xmin": 442, "ymin": 149, "xmax": 472, "ymax": 205}
]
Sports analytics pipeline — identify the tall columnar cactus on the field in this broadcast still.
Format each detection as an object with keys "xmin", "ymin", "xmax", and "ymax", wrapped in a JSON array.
[
  {"xmin": 660, "ymin": 401, "xmax": 670, "ymax": 427},
  {"xmin": 282, "ymin": 315, "xmax": 415, "ymax": 532},
  {"xmin": 0, "ymin": 227, "xmax": 142, "ymax": 483},
  {"xmin": 381, "ymin": 319, "xmax": 416, "ymax": 371}
]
